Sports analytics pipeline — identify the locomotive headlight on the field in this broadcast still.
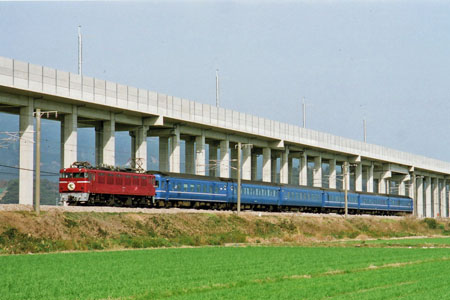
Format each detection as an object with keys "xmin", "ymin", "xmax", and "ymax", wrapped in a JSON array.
[{"xmin": 67, "ymin": 182, "xmax": 76, "ymax": 191}]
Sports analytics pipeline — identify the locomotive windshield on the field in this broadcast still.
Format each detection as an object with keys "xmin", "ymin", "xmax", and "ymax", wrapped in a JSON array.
[{"xmin": 60, "ymin": 172, "xmax": 88, "ymax": 179}]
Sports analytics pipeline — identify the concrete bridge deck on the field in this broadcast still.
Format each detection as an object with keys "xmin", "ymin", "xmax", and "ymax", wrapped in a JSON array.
[{"xmin": 0, "ymin": 56, "xmax": 448, "ymax": 218}]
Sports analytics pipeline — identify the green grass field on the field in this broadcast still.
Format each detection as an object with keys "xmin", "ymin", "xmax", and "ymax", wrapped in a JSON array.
[
  {"xmin": 340, "ymin": 236, "xmax": 450, "ymax": 247},
  {"xmin": 1, "ymin": 245, "xmax": 450, "ymax": 299}
]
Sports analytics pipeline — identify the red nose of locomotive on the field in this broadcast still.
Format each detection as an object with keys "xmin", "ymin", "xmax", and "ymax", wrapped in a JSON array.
[{"xmin": 59, "ymin": 168, "xmax": 90, "ymax": 193}]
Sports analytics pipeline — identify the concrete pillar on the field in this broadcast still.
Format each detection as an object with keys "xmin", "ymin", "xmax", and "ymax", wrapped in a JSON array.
[
  {"xmin": 209, "ymin": 143, "xmax": 218, "ymax": 177},
  {"xmin": 230, "ymin": 146, "xmax": 238, "ymax": 179},
  {"xmin": 329, "ymin": 159, "xmax": 336, "ymax": 189},
  {"xmin": 398, "ymin": 180, "xmax": 406, "ymax": 196},
  {"xmin": 251, "ymin": 153, "xmax": 258, "ymax": 181},
  {"xmin": 425, "ymin": 176, "xmax": 432, "ymax": 218},
  {"xmin": 185, "ymin": 138, "xmax": 195, "ymax": 174},
  {"xmin": 417, "ymin": 177, "xmax": 424, "ymax": 217},
  {"xmin": 262, "ymin": 148, "xmax": 271, "ymax": 182},
  {"xmin": 379, "ymin": 178, "xmax": 387, "ymax": 194},
  {"xmin": 280, "ymin": 149, "xmax": 289, "ymax": 184},
  {"xmin": 195, "ymin": 134, "xmax": 205, "ymax": 176},
  {"xmin": 432, "ymin": 178, "xmax": 439, "ymax": 218},
  {"xmin": 131, "ymin": 126, "xmax": 148, "ymax": 170},
  {"xmin": 271, "ymin": 155, "xmax": 277, "ymax": 183},
  {"xmin": 242, "ymin": 146, "xmax": 251, "ymax": 180},
  {"xmin": 440, "ymin": 180, "xmax": 446, "ymax": 218},
  {"xmin": 299, "ymin": 153, "xmax": 307, "ymax": 186},
  {"xmin": 170, "ymin": 126, "xmax": 180, "ymax": 173},
  {"xmin": 19, "ymin": 102, "xmax": 34, "ymax": 205},
  {"xmin": 409, "ymin": 173, "xmax": 416, "ymax": 215},
  {"xmin": 61, "ymin": 106, "xmax": 77, "ymax": 168},
  {"xmin": 159, "ymin": 137, "xmax": 169, "ymax": 172},
  {"xmin": 367, "ymin": 163, "xmax": 374, "ymax": 193},
  {"xmin": 355, "ymin": 163, "xmax": 362, "ymax": 192},
  {"xmin": 313, "ymin": 156, "xmax": 322, "ymax": 187},
  {"xmin": 95, "ymin": 126, "xmax": 102, "ymax": 166},
  {"xmin": 288, "ymin": 156, "xmax": 293, "ymax": 184},
  {"xmin": 130, "ymin": 132, "xmax": 136, "ymax": 165},
  {"xmin": 102, "ymin": 113, "xmax": 115, "ymax": 166},
  {"xmin": 219, "ymin": 140, "xmax": 229, "ymax": 178},
  {"xmin": 344, "ymin": 163, "xmax": 350, "ymax": 191}
]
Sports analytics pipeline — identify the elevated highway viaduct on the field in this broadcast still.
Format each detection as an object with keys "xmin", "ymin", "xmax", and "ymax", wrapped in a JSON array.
[{"xmin": 0, "ymin": 56, "xmax": 448, "ymax": 218}]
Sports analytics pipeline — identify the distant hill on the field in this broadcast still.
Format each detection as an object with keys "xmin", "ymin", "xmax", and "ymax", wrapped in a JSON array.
[{"xmin": 1, "ymin": 178, "xmax": 59, "ymax": 205}]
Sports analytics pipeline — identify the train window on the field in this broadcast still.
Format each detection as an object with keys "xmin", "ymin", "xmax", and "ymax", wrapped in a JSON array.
[
  {"xmin": 189, "ymin": 184, "xmax": 195, "ymax": 192},
  {"xmin": 142, "ymin": 178, "xmax": 147, "ymax": 187},
  {"xmin": 155, "ymin": 180, "xmax": 159, "ymax": 188},
  {"xmin": 116, "ymin": 175, "xmax": 123, "ymax": 185},
  {"xmin": 125, "ymin": 175, "xmax": 131, "ymax": 185},
  {"xmin": 209, "ymin": 186, "xmax": 213, "ymax": 194},
  {"xmin": 183, "ymin": 184, "xmax": 187, "ymax": 191},
  {"xmin": 133, "ymin": 176, "xmax": 139, "ymax": 186}
]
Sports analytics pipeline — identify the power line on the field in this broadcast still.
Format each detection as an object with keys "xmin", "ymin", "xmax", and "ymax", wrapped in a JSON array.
[{"xmin": 0, "ymin": 163, "xmax": 59, "ymax": 175}]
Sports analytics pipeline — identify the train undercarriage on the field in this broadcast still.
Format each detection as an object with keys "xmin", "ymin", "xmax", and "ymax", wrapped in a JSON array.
[{"xmin": 64, "ymin": 193, "xmax": 408, "ymax": 216}]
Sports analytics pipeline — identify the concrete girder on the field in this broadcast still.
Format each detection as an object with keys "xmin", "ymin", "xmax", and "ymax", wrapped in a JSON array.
[{"xmin": 143, "ymin": 115, "xmax": 164, "ymax": 126}]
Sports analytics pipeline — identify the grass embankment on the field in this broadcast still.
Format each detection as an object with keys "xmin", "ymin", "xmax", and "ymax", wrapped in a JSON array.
[
  {"xmin": 1, "ymin": 210, "xmax": 450, "ymax": 254},
  {"xmin": 1, "ymin": 246, "xmax": 450, "ymax": 299}
]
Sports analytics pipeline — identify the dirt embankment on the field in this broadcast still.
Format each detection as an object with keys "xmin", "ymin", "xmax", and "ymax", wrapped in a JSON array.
[{"xmin": 0, "ymin": 206, "xmax": 449, "ymax": 254}]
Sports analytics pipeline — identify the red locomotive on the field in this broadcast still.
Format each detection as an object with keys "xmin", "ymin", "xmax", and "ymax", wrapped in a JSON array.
[{"xmin": 59, "ymin": 162, "xmax": 156, "ymax": 206}]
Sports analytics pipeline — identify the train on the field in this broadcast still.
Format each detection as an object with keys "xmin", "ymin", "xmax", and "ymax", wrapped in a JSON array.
[{"xmin": 59, "ymin": 163, "xmax": 413, "ymax": 215}]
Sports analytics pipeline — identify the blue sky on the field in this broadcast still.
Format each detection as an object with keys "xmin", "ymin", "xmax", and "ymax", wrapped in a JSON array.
[{"xmin": 1, "ymin": 1, "xmax": 450, "ymax": 161}]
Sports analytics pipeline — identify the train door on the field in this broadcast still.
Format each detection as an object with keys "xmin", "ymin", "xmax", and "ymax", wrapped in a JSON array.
[{"xmin": 321, "ymin": 191, "xmax": 327, "ymax": 208}]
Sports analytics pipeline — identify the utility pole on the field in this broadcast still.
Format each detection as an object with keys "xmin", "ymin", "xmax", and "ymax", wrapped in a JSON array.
[
  {"xmin": 363, "ymin": 119, "xmax": 367, "ymax": 143},
  {"xmin": 216, "ymin": 69, "xmax": 219, "ymax": 107},
  {"xmin": 237, "ymin": 142, "xmax": 241, "ymax": 213},
  {"xmin": 34, "ymin": 109, "xmax": 58, "ymax": 215},
  {"xmin": 302, "ymin": 97, "xmax": 306, "ymax": 128},
  {"xmin": 35, "ymin": 109, "xmax": 41, "ymax": 215},
  {"xmin": 235, "ymin": 143, "xmax": 252, "ymax": 214},
  {"xmin": 78, "ymin": 25, "xmax": 82, "ymax": 75},
  {"xmin": 343, "ymin": 161, "xmax": 348, "ymax": 218}
]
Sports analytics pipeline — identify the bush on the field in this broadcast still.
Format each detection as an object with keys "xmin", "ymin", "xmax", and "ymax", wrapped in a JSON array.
[{"xmin": 423, "ymin": 218, "xmax": 437, "ymax": 229}]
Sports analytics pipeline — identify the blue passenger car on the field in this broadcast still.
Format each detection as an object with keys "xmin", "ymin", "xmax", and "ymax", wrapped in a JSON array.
[
  {"xmin": 151, "ymin": 171, "xmax": 413, "ymax": 214},
  {"xmin": 359, "ymin": 194, "xmax": 389, "ymax": 211},
  {"xmin": 324, "ymin": 190, "xmax": 359, "ymax": 210},
  {"xmin": 237, "ymin": 183, "xmax": 280, "ymax": 206},
  {"xmin": 280, "ymin": 186, "xmax": 323, "ymax": 208}
]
